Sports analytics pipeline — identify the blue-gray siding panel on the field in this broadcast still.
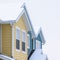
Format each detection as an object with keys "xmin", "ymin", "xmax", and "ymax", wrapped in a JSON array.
[{"xmin": 28, "ymin": 31, "xmax": 33, "ymax": 55}]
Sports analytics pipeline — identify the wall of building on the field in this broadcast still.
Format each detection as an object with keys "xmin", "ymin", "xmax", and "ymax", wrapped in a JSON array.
[
  {"xmin": 2, "ymin": 24, "xmax": 12, "ymax": 57},
  {"xmin": 13, "ymin": 16, "xmax": 28, "ymax": 60}
]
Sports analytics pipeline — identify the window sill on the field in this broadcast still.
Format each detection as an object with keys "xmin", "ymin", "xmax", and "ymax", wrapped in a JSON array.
[
  {"xmin": 16, "ymin": 49, "xmax": 20, "ymax": 52},
  {"xmin": 22, "ymin": 51, "xmax": 26, "ymax": 54}
]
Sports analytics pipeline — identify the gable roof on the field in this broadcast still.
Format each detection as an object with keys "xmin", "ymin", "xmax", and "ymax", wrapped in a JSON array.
[
  {"xmin": 0, "ymin": 3, "xmax": 35, "ymax": 37},
  {"xmin": 36, "ymin": 28, "xmax": 45, "ymax": 45}
]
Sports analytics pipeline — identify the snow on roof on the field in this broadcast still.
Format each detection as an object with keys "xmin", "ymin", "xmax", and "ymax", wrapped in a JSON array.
[
  {"xmin": 30, "ymin": 49, "xmax": 47, "ymax": 60},
  {"xmin": 36, "ymin": 28, "xmax": 45, "ymax": 44},
  {"xmin": 0, "ymin": 20, "xmax": 16, "ymax": 24},
  {"xmin": 0, "ymin": 3, "xmax": 24, "ymax": 20}
]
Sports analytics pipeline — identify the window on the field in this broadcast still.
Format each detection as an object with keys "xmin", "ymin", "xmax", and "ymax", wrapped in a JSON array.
[
  {"xmin": 36, "ymin": 40, "xmax": 41, "ymax": 49},
  {"xmin": 27, "ymin": 34, "xmax": 30, "ymax": 48},
  {"xmin": 22, "ymin": 31, "xmax": 26, "ymax": 52},
  {"xmin": 16, "ymin": 27, "xmax": 20, "ymax": 50}
]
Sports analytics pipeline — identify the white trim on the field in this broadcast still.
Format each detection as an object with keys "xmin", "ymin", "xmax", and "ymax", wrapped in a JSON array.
[
  {"xmin": 0, "ymin": 20, "xmax": 16, "ymax": 24},
  {"xmin": 22, "ymin": 51, "xmax": 27, "ymax": 54},
  {"xmin": 0, "ymin": 54, "xmax": 15, "ymax": 60},
  {"xmin": 16, "ymin": 27, "xmax": 20, "ymax": 51},
  {"xmin": 36, "ymin": 28, "xmax": 45, "ymax": 45},
  {"xmin": 22, "ymin": 30, "xmax": 26, "ymax": 33},
  {"xmin": 22, "ymin": 4, "xmax": 35, "ymax": 36},
  {"xmin": 12, "ymin": 25, "xmax": 14, "ymax": 57},
  {"xmin": 22, "ymin": 30, "xmax": 26, "ymax": 42},
  {"xmin": 16, "ymin": 9, "xmax": 24, "ymax": 23},
  {"xmin": 0, "ymin": 24, "xmax": 2, "ymax": 53},
  {"xmin": 27, "ymin": 34, "xmax": 30, "ymax": 49},
  {"xmin": 16, "ymin": 26, "xmax": 20, "ymax": 30},
  {"xmin": 16, "ymin": 49, "xmax": 20, "ymax": 52},
  {"xmin": 1, "ymin": 24, "xmax": 2, "ymax": 53}
]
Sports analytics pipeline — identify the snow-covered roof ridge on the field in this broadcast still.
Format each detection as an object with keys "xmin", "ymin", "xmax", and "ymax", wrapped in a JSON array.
[{"xmin": 36, "ymin": 27, "xmax": 45, "ymax": 44}]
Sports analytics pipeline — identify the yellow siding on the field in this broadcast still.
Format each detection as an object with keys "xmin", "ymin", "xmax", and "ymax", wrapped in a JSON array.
[
  {"xmin": 2, "ymin": 24, "xmax": 12, "ymax": 57},
  {"xmin": 14, "ymin": 16, "xmax": 28, "ymax": 60}
]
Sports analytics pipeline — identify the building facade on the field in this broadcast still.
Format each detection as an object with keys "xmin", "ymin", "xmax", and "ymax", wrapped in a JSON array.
[{"xmin": 0, "ymin": 3, "xmax": 47, "ymax": 60}]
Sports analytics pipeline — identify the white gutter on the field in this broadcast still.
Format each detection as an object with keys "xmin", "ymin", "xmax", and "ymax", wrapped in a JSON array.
[{"xmin": 0, "ymin": 54, "xmax": 15, "ymax": 60}]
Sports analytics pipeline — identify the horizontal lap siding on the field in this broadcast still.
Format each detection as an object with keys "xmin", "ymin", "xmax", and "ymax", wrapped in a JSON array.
[{"xmin": 2, "ymin": 24, "xmax": 12, "ymax": 57}]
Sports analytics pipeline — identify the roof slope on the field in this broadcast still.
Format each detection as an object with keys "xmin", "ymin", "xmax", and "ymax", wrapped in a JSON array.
[
  {"xmin": 36, "ymin": 28, "xmax": 45, "ymax": 44},
  {"xmin": 29, "ymin": 49, "xmax": 47, "ymax": 60}
]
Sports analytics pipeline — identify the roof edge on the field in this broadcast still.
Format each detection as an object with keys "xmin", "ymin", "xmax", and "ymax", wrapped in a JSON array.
[
  {"xmin": 36, "ymin": 27, "xmax": 45, "ymax": 45},
  {"xmin": 21, "ymin": 3, "xmax": 35, "ymax": 37}
]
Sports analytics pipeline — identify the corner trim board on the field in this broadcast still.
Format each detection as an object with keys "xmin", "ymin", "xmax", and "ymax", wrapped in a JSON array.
[{"xmin": 12, "ymin": 25, "xmax": 14, "ymax": 57}]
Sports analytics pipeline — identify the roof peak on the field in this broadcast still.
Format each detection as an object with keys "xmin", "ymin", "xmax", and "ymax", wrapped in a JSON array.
[{"xmin": 36, "ymin": 27, "xmax": 45, "ymax": 45}]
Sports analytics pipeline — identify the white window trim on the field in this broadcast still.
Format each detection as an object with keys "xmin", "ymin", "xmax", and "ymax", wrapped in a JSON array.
[
  {"xmin": 16, "ymin": 26, "xmax": 20, "ymax": 30},
  {"xmin": 22, "ymin": 51, "xmax": 27, "ymax": 54},
  {"xmin": 16, "ymin": 27, "xmax": 20, "ymax": 52},
  {"xmin": 22, "ymin": 30, "xmax": 26, "ymax": 53},
  {"xmin": 16, "ymin": 49, "xmax": 20, "ymax": 52},
  {"xmin": 0, "ymin": 24, "xmax": 2, "ymax": 53},
  {"xmin": 27, "ymin": 34, "xmax": 30, "ymax": 49}
]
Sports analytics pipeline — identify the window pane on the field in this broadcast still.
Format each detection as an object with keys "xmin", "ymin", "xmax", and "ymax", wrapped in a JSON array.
[
  {"xmin": 22, "ymin": 31, "xmax": 26, "ymax": 42},
  {"xmin": 22, "ymin": 42, "xmax": 25, "ymax": 51},
  {"xmin": 16, "ymin": 39, "xmax": 20, "ymax": 49},
  {"xmin": 28, "ymin": 35, "xmax": 30, "ymax": 48},
  {"xmin": 16, "ymin": 29, "xmax": 20, "ymax": 40},
  {"xmin": 16, "ymin": 28, "xmax": 20, "ymax": 50},
  {"xmin": 36, "ymin": 40, "xmax": 40, "ymax": 49}
]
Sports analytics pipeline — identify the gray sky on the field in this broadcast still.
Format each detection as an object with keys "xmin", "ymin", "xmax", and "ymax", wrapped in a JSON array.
[
  {"xmin": 25, "ymin": 0, "xmax": 60, "ymax": 60},
  {"xmin": 0, "ymin": 0, "xmax": 60, "ymax": 60}
]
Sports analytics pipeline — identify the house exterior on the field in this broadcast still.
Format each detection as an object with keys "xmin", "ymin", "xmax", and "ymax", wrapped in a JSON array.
[
  {"xmin": 0, "ymin": 4, "xmax": 35, "ymax": 60},
  {"xmin": 0, "ymin": 3, "xmax": 47, "ymax": 60},
  {"xmin": 36, "ymin": 28, "xmax": 45, "ymax": 49},
  {"xmin": 29, "ymin": 29, "xmax": 48, "ymax": 60},
  {"xmin": 28, "ymin": 28, "xmax": 47, "ymax": 60}
]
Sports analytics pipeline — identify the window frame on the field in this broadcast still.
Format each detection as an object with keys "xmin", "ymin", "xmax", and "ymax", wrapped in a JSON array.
[
  {"xmin": 36, "ymin": 40, "xmax": 41, "ymax": 49},
  {"xmin": 16, "ymin": 27, "xmax": 20, "ymax": 52},
  {"xmin": 22, "ymin": 30, "xmax": 26, "ymax": 53},
  {"xmin": 27, "ymin": 34, "xmax": 30, "ymax": 49}
]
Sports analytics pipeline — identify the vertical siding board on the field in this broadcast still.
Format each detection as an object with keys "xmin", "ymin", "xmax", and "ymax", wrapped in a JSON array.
[
  {"xmin": 33, "ymin": 38, "xmax": 36, "ymax": 49},
  {"xmin": 28, "ymin": 31, "xmax": 32, "ymax": 55}
]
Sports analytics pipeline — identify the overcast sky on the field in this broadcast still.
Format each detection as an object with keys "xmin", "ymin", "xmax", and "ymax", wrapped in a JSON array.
[{"xmin": 0, "ymin": 0, "xmax": 60, "ymax": 60}]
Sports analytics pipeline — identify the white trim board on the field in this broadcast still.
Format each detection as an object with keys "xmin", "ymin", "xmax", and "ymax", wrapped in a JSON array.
[
  {"xmin": 0, "ymin": 24, "xmax": 2, "ymax": 53},
  {"xmin": 12, "ymin": 25, "xmax": 14, "ymax": 57},
  {"xmin": 0, "ymin": 54, "xmax": 15, "ymax": 60}
]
